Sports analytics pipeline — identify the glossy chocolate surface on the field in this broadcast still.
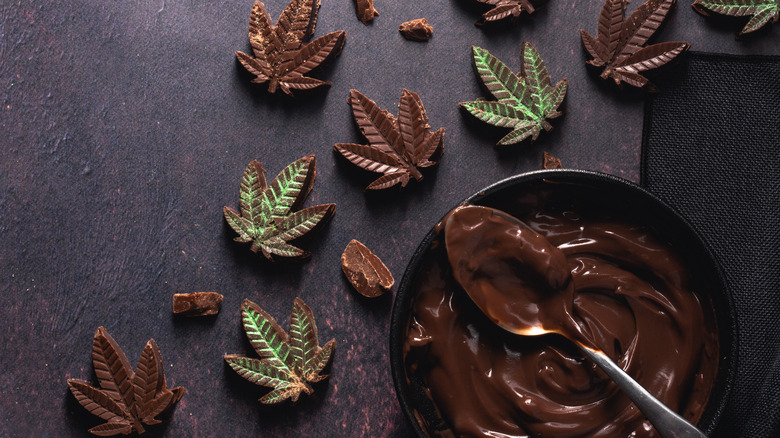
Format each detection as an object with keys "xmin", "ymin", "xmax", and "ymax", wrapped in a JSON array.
[{"xmin": 402, "ymin": 183, "xmax": 719, "ymax": 437}]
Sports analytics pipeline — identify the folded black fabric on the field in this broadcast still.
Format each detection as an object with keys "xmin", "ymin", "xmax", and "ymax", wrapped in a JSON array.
[{"xmin": 642, "ymin": 52, "xmax": 780, "ymax": 437}]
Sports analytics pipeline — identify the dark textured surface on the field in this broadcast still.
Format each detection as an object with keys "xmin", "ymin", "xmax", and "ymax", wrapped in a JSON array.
[
  {"xmin": 1, "ymin": 0, "xmax": 778, "ymax": 436},
  {"xmin": 642, "ymin": 52, "xmax": 780, "ymax": 438}
]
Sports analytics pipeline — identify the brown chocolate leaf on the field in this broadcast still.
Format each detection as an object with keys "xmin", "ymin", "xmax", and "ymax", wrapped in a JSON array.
[
  {"xmin": 473, "ymin": 0, "xmax": 537, "ymax": 25},
  {"xmin": 236, "ymin": 0, "xmax": 346, "ymax": 96},
  {"xmin": 355, "ymin": 0, "xmax": 379, "ymax": 24},
  {"xmin": 618, "ymin": 0, "xmax": 673, "ymax": 62},
  {"xmin": 68, "ymin": 380, "xmax": 131, "ymax": 423},
  {"xmin": 581, "ymin": 0, "xmax": 690, "ymax": 89},
  {"xmin": 223, "ymin": 156, "xmax": 335, "ymax": 261},
  {"xmin": 333, "ymin": 89, "xmax": 444, "ymax": 190},
  {"xmin": 341, "ymin": 239, "xmax": 394, "ymax": 297},
  {"xmin": 399, "ymin": 18, "xmax": 433, "ymax": 41},
  {"xmin": 67, "ymin": 327, "xmax": 183, "ymax": 436},
  {"xmin": 614, "ymin": 41, "xmax": 689, "ymax": 72},
  {"xmin": 225, "ymin": 298, "xmax": 336, "ymax": 405},
  {"xmin": 366, "ymin": 171, "xmax": 411, "ymax": 190},
  {"xmin": 132, "ymin": 340, "xmax": 161, "ymax": 418}
]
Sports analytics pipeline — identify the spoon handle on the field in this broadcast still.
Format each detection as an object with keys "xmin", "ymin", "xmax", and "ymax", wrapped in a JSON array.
[{"xmin": 577, "ymin": 344, "xmax": 707, "ymax": 438}]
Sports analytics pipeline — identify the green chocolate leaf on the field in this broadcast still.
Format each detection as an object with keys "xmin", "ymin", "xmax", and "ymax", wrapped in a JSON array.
[
  {"xmin": 225, "ymin": 298, "xmax": 335, "ymax": 405},
  {"xmin": 240, "ymin": 299, "xmax": 294, "ymax": 371},
  {"xmin": 224, "ymin": 356, "xmax": 292, "ymax": 389},
  {"xmin": 88, "ymin": 422, "xmax": 134, "ymax": 437},
  {"xmin": 224, "ymin": 156, "xmax": 335, "ymax": 261},
  {"xmin": 459, "ymin": 43, "xmax": 567, "ymax": 146}
]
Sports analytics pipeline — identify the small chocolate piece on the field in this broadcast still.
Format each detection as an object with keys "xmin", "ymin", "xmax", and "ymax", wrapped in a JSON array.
[
  {"xmin": 399, "ymin": 18, "xmax": 433, "ymax": 41},
  {"xmin": 355, "ymin": 0, "xmax": 379, "ymax": 24},
  {"xmin": 173, "ymin": 292, "xmax": 223, "ymax": 316},
  {"xmin": 542, "ymin": 152, "xmax": 562, "ymax": 169},
  {"xmin": 341, "ymin": 239, "xmax": 394, "ymax": 297}
]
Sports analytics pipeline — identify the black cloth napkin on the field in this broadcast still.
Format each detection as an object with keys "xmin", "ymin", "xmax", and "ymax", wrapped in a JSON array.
[{"xmin": 641, "ymin": 52, "xmax": 780, "ymax": 437}]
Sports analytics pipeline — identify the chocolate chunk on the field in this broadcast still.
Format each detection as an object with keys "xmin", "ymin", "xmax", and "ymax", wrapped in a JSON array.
[
  {"xmin": 399, "ymin": 18, "xmax": 433, "ymax": 41},
  {"xmin": 355, "ymin": 0, "xmax": 378, "ymax": 24},
  {"xmin": 543, "ymin": 151, "xmax": 562, "ymax": 169},
  {"xmin": 341, "ymin": 239, "xmax": 394, "ymax": 297},
  {"xmin": 172, "ymin": 292, "xmax": 223, "ymax": 316}
]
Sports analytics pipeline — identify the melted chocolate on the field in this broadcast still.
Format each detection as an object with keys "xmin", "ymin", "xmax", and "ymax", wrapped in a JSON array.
[
  {"xmin": 404, "ymin": 201, "xmax": 718, "ymax": 437},
  {"xmin": 444, "ymin": 205, "xmax": 578, "ymax": 340}
]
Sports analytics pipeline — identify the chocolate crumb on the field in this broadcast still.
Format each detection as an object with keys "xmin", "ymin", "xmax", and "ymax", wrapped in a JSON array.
[
  {"xmin": 399, "ymin": 18, "xmax": 433, "ymax": 41},
  {"xmin": 173, "ymin": 292, "xmax": 223, "ymax": 316},
  {"xmin": 355, "ymin": 0, "xmax": 378, "ymax": 24},
  {"xmin": 341, "ymin": 239, "xmax": 394, "ymax": 297},
  {"xmin": 542, "ymin": 151, "xmax": 562, "ymax": 169}
]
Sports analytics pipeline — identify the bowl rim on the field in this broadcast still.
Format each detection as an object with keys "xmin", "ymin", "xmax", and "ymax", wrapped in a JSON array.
[{"xmin": 389, "ymin": 168, "xmax": 738, "ymax": 437}]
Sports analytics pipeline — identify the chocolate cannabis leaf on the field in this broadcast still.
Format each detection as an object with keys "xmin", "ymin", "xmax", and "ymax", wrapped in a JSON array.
[
  {"xmin": 333, "ymin": 89, "xmax": 445, "ymax": 190},
  {"xmin": 693, "ymin": 0, "xmax": 779, "ymax": 35},
  {"xmin": 580, "ymin": 0, "xmax": 689, "ymax": 89},
  {"xmin": 473, "ymin": 0, "xmax": 539, "ymax": 25},
  {"xmin": 459, "ymin": 44, "xmax": 567, "ymax": 145},
  {"xmin": 223, "ymin": 155, "xmax": 335, "ymax": 261},
  {"xmin": 235, "ymin": 0, "xmax": 346, "ymax": 96},
  {"xmin": 225, "ymin": 298, "xmax": 336, "ymax": 405},
  {"xmin": 67, "ymin": 327, "xmax": 184, "ymax": 436}
]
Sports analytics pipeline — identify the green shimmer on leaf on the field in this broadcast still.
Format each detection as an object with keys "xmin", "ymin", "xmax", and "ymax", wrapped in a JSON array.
[
  {"xmin": 459, "ymin": 44, "xmax": 567, "ymax": 146},
  {"xmin": 223, "ymin": 155, "xmax": 335, "ymax": 261},
  {"xmin": 693, "ymin": 0, "xmax": 779, "ymax": 35},
  {"xmin": 225, "ymin": 298, "xmax": 336, "ymax": 405}
]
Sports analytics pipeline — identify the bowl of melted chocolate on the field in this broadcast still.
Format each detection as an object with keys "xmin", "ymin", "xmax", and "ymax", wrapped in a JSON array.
[{"xmin": 390, "ymin": 170, "xmax": 736, "ymax": 438}]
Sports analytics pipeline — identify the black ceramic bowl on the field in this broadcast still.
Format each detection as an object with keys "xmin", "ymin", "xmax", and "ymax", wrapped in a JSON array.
[{"xmin": 390, "ymin": 170, "xmax": 736, "ymax": 437}]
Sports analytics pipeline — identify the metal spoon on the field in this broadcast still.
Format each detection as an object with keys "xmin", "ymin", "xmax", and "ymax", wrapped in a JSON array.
[{"xmin": 443, "ymin": 204, "xmax": 707, "ymax": 438}]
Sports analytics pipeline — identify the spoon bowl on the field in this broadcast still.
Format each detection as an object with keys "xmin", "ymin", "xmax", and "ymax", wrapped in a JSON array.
[{"xmin": 443, "ymin": 204, "xmax": 576, "ymax": 339}]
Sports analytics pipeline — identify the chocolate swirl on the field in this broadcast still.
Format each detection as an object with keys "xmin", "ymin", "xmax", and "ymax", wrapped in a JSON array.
[{"xmin": 404, "ymin": 204, "xmax": 718, "ymax": 437}]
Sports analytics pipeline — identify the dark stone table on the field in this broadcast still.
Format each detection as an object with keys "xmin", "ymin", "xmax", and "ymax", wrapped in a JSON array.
[{"xmin": 2, "ymin": 0, "xmax": 778, "ymax": 436}]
